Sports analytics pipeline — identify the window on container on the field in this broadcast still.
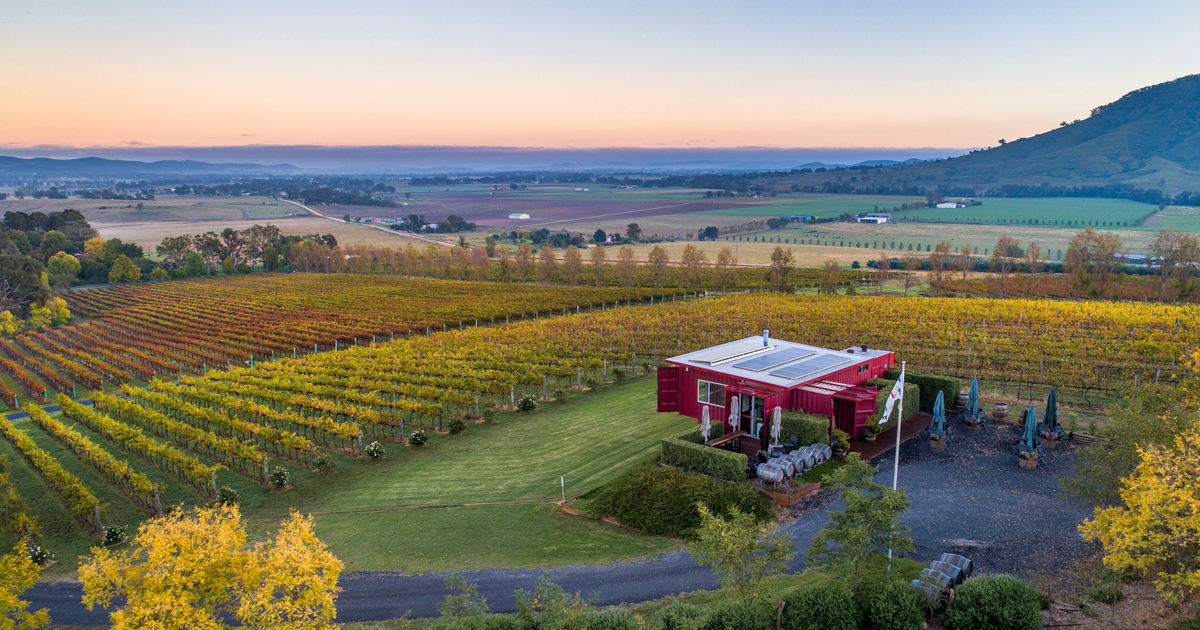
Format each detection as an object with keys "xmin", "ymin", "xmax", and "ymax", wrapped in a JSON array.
[{"xmin": 697, "ymin": 380, "xmax": 726, "ymax": 406}]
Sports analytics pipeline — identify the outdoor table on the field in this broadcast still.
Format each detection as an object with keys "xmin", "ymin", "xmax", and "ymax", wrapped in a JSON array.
[{"xmin": 705, "ymin": 430, "xmax": 747, "ymax": 452}]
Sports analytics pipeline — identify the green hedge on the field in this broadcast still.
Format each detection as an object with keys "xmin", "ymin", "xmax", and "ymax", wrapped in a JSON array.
[
  {"xmin": 866, "ymin": 379, "xmax": 920, "ymax": 425},
  {"xmin": 662, "ymin": 428, "xmax": 746, "ymax": 483},
  {"xmin": 882, "ymin": 368, "xmax": 961, "ymax": 408},
  {"xmin": 942, "ymin": 574, "xmax": 1043, "ymax": 630},
  {"xmin": 579, "ymin": 464, "xmax": 772, "ymax": 538},
  {"xmin": 781, "ymin": 411, "xmax": 831, "ymax": 446},
  {"xmin": 780, "ymin": 584, "xmax": 860, "ymax": 630}
]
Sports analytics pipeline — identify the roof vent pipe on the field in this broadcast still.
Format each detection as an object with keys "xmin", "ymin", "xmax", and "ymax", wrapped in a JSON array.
[
  {"xmin": 763, "ymin": 330, "xmax": 770, "ymax": 347},
  {"xmin": 861, "ymin": 344, "xmax": 868, "ymax": 352}
]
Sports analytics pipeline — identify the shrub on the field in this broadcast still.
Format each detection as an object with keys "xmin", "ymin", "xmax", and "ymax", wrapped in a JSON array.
[
  {"xmin": 579, "ymin": 608, "xmax": 639, "ymax": 630},
  {"xmin": 580, "ymin": 464, "xmax": 770, "ymax": 537},
  {"xmin": 409, "ymin": 429, "xmax": 429, "ymax": 446},
  {"xmin": 655, "ymin": 602, "xmax": 710, "ymax": 630},
  {"xmin": 781, "ymin": 411, "xmax": 831, "ymax": 446},
  {"xmin": 780, "ymin": 584, "xmax": 859, "ymax": 630},
  {"xmin": 235, "ymin": 263, "xmax": 252, "ymax": 274},
  {"xmin": 661, "ymin": 428, "xmax": 746, "ymax": 482},
  {"xmin": 365, "ymin": 441, "xmax": 385, "ymax": 459},
  {"xmin": 613, "ymin": 367, "xmax": 626, "ymax": 382},
  {"xmin": 517, "ymin": 395, "xmax": 538, "ymax": 412},
  {"xmin": 314, "ymin": 454, "xmax": 336, "ymax": 473},
  {"xmin": 862, "ymin": 580, "xmax": 924, "ymax": 630},
  {"xmin": 482, "ymin": 408, "xmax": 497, "ymax": 422},
  {"xmin": 707, "ymin": 600, "xmax": 772, "ymax": 630},
  {"xmin": 103, "ymin": 525, "xmax": 127, "ymax": 546},
  {"xmin": 586, "ymin": 378, "xmax": 599, "ymax": 390},
  {"xmin": 1086, "ymin": 584, "xmax": 1124, "ymax": 604},
  {"xmin": 882, "ymin": 369, "xmax": 960, "ymax": 408},
  {"xmin": 942, "ymin": 575, "xmax": 1043, "ymax": 630},
  {"xmin": 270, "ymin": 466, "xmax": 290, "ymax": 489},
  {"xmin": 217, "ymin": 486, "xmax": 239, "ymax": 506},
  {"xmin": 27, "ymin": 544, "xmax": 53, "ymax": 565},
  {"xmin": 448, "ymin": 417, "xmax": 466, "ymax": 434},
  {"xmin": 553, "ymin": 389, "xmax": 568, "ymax": 403}
]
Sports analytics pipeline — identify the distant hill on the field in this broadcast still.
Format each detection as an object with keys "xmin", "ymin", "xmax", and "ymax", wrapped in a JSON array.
[
  {"xmin": 832, "ymin": 74, "xmax": 1200, "ymax": 195},
  {"xmin": 0, "ymin": 156, "xmax": 301, "ymax": 178}
]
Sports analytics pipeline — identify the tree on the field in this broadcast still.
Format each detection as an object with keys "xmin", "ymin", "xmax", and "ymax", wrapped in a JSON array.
[
  {"xmin": 766, "ymin": 217, "xmax": 788, "ymax": 230},
  {"xmin": 537, "ymin": 247, "xmax": 557, "ymax": 283},
  {"xmin": 484, "ymin": 237, "xmax": 497, "ymax": 258},
  {"xmin": 1080, "ymin": 426, "xmax": 1200, "ymax": 603},
  {"xmin": 927, "ymin": 240, "xmax": 952, "ymax": 295},
  {"xmin": 625, "ymin": 223, "xmax": 642, "ymax": 242},
  {"xmin": 957, "ymin": 243, "xmax": 973, "ymax": 281},
  {"xmin": 1064, "ymin": 228, "xmax": 1125, "ymax": 299},
  {"xmin": 262, "ymin": 244, "xmax": 280, "ymax": 271},
  {"xmin": 157, "ymin": 235, "xmax": 193, "ymax": 268},
  {"xmin": 680, "ymin": 244, "xmax": 708, "ymax": 291},
  {"xmin": 1149, "ymin": 230, "xmax": 1200, "ymax": 302},
  {"xmin": 79, "ymin": 505, "xmax": 341, "ymax": 630},
  {"xmin": 514, "ymin": 243, "xmax": 533, "ymax": 282},
  {"xmin": 715, "ymin": 247, "xmax": 738, "ymax": 293},
  {"xmin": 183, "ymin": 252, "xmax": 206, "ymax": 277},
  {"xmin": 0, "ymin": 544, "xmax": 49, "ymax": 630},
  {"xmin": 874, "ymin": 252, "xmax": 890, "ymax": 292},
  {"xmin": 990, "ymin": 235, "xmax": 1019, "ymax": 298},
  {"xmin": 46, "ymin": 252, "xmax": 80, "ymax": 282},
  {"xmin": 562, "ymin": 247, "xmax": 582, "ymax": 286},
  {"xmin": 497, "ymin": 246, "xmax": 513, "ymax": 282},
  {"xmin": 108, "ymin": 255, "xmax": 142, "ymax": 284},
  {"xmin": 689, "ymin": 504, "xmax": 792, "ymax": 597},
  {"xmin": 471, "ymin": 247, "xmax": 490, "ymax": 281},
  {"xmin": 1023, "ymin": 241, "xmax": 1043, "ymax": 296},
  {"xmin": 818, "ymin": 259, "xmax": 840, "ymax": 295},
  {"xmin": 83, "ymin": 237, "xmax": 106, "ymax": 261},
  {"xmin": 589, "ymin": 245, "xmax": 607, "ymax": 286},
  {"xmin": 149, "ymin": 268, "xmax": 170, "ymax": 281},
  {"xmin": 592, "ymin": 229, "xmax": 607, "ymax": 244},
  {"xmin": 222, "ymin": 256, "xmax": 236, "ymax": 276},
  {"xmin": 766, "ymin": 246, "xmax": 794, "ymax": 292},
  {"xmin": 38, "ymin": 230, "xmax": 68, "ymax": 255},
  {"xmin": 808, "ymin": 454, "xmax": 913, "ymax": 588},
  {"xmin": 901, "ymin": 253, "xmax": 920, "ymax": 297},
  {"xmin": 647, "ymin": 246, "xmax": 670, "ymax": 288},
  {"xmin": 616, "ymin": 247, "xmax": 637, "ymax": 287}
]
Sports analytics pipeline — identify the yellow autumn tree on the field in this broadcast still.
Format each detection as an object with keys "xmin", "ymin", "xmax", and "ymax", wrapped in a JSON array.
[
  {"xmin": 0, "ymin": 544, "xmax": 50, "ymax": 630},
  {"xmin": 1080, "ymin": 425, "xmax": 1200, "ymax": 603},
  {"xmin": 79, "ymin": 505, "xmax": 342, "ymax": 630}
]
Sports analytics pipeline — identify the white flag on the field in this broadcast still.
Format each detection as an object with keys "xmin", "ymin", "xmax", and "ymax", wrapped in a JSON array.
[{"xmin": 879, "ymin": 365, "xmax": 905, "ymax": 424}]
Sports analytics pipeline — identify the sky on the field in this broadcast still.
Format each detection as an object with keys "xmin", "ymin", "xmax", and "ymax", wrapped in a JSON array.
[{"xmin": 2, "ymin": 0, "xmax": 1198, "ymax": 154}]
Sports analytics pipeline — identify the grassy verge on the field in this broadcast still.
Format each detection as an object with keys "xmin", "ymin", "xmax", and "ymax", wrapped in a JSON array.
[{"xmin": 793, "ymin": 457, "xmax": 849, "ymax": 485}]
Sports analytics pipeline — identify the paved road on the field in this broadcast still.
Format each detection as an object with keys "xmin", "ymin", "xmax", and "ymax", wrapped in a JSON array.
[
  {"xmin": 24, "ymin": 420, "xmax": 1095, "ymax": 625},
  {"xmin": 279, "ymin": 199, "xmax": 454, "ymax": 248}
]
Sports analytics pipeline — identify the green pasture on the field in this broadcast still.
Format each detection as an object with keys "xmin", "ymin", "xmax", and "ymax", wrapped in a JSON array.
[
  {"xmin": 891, "ymin": 197, "xmax": 1159, "ymax": 227},
  {"xmin": 1, "ymin": 376, "xmax": 692, "ymax": 577},
  {"xmin": 692, "ymin": 195, "xmax": 923, "ymax": 219}
]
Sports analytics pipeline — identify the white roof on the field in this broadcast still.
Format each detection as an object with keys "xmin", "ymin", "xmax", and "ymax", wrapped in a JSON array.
[{"xmin": 666, "ymin": 335, "xmax": 890, "ymax": 389}]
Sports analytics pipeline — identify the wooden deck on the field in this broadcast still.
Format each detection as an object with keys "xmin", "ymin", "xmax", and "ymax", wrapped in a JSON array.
[{"xmin": 850, "ymin": 412, "xmax": 932, "ymax": 460}]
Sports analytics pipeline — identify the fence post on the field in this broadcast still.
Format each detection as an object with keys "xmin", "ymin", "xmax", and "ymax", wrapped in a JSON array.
[
  {"xmin": 358, "ymin": 428, "xmax": 364, "ymax": 454},
  {"xmin": 475, "ymin": 394, "xmax": 480, "ymax": 418},
  {"xmin": 211, "ymin": 470, "xmax": 218, "ymax": 499},
  {"xmin": 543, "ymin": 376, "xmax": 547, "ymax": 399},
  {"xmin": 262, "ymin": 456, "xmax": 269, "ymax": 482},
  {"xmin": 94, "ymin": 504, "xmax": 102, "ymax": 535},
  {"xmin": 511, "ymin": 385, "xmax": 515, "ymax": 408},
  {"xmin": 154, "ymin": 487, "xmax": 163, "ymax": 517}
]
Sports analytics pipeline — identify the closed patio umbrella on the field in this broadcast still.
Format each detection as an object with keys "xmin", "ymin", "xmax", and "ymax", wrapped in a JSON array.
[
  {"xmin": 769, "ymin": 406, "xmax": 782, "ymax": 446},
  {"xmin": 932, "ymin": 390, "xmax": 946, "ymax": 433},
  {"xmin": 700, "ymin": 405, "xmax": 712, "ymax": 441},
  {"xmin": 1023, "ymin": 404, "xmax": 1038, "ymax": 452},
  {"xmin": 1044, "ymin": 388, "xmax": 1058, "ymax": 430},
  {"xmin": 968, "ymin": 377, "xmax": 980, "ymax": 417},
  {"xmin": 728, "ymin": 396, "xmax": 740, "ymax": 432}
]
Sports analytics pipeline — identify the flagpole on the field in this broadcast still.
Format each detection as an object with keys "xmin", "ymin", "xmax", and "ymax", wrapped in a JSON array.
[
  {"xmin": 888, "ymin": 360, "xmax": 905, "ymax": 572},
  {"xmin": 892, "ymin": 360, "xmax": 905, "ymax": 491}
]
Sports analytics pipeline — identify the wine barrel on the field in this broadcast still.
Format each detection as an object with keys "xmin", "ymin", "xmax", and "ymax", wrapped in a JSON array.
[
  {"xmin": 956, "ymin": 393, "xmax": 970, "ymax": 409},
  {"xmin": 993, "ymin": 402, "xmax": 1008, "ymax": 421},
  {"xmin": 940, "ymin": 553, "xmax": 973, "ymax": 579},
  {"xmin": 930, "ymin": 561, "xmax": 964, "ymax": 585}
]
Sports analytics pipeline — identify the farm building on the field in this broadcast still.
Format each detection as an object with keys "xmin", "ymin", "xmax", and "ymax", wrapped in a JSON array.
[
  {"xmin": 508, "ymin": 213, "xmax": 531, "ymax": 220},
  {"xmin": 657, "ymin": 332, "xmax": 895, "ymax": 448},
  {"xmin": 855, "ymin": 212, "xmax": 891, "ymax": 224},
  {"xmin": 936, "ymin": 202, "xmax": 965, "ymax": 209}
]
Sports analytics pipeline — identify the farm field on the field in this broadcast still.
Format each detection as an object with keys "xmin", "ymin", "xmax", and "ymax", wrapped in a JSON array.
[
  {"xmin": 0, "ymin": 276, "xmax": 676, "ymax": 411},
  {"xmin": 890, "ymin": 197, "xmax": 1159, "ymax": 226},
  {"xmin": 3, "ymin": 286, "xmax": 1198, "ymax": 579}
]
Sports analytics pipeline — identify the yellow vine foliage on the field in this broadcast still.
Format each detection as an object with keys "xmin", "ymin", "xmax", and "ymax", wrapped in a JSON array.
[
  {"xmin": 79, "ymin": 505, "xmax": 341, "ymax": 630},
  {"xmin": 1080, "ymin": 426, "xmax": 1200, "ymax": 603},
  {"xmin": 0, "ymin": 544, "xmax": 49, "ymax": 630}
]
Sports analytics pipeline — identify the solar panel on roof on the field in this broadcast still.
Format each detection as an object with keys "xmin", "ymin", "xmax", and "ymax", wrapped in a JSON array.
[
  {"xmin": 731, "ymin": 347, "xmax": 815, "ymax": 372},
  {"xmin": 769, "ymin": 354, "xmax": 853, "ymax": 380}
]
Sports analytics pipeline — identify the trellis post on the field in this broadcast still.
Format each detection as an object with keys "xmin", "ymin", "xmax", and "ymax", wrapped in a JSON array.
[
  {"xmin": 211, "ymin": 470, "xmax": 218, "ymax": 498},
  {"xmin": 154, "ymin": 487, "xmax": 163, "ymax": 517},
  {"xmin": 262, "ymin": 456, "xmax": 269, "ymax": 482},
  {"xmin": 475, "ymin": 394, "xmax": 480, "ymax": 418}
]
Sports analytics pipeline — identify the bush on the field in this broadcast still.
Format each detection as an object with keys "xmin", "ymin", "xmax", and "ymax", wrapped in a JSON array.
[
  {"xmin": 866, "ymin": 379, "xmax": 920, "ymax": 424},
  {"xmin": 365, "ymin": 441, "xmax": 385, "ymax": 459},
  {"xmin": 942, "ymin": 575, "xmax": 1043, "ymax": 630},
  {"xmin": 581, "ymin": 464, "xmax": 771, "ymax": 538},
  {"xmin": 314, "ymin": 454, "xmax": 336, "ymax": 473},
  {"xmin": 613, "ymin": 368, "xmax": 626, "ymax": 382},
  {"xmin": 862, "ymin": 581, "xmax": 924, "ymax": 630},
  {"xmin": 482, "ymin": 408, "xmax": 497, "ymax": 422},
  {"xmin": 235, "ymin": 263, "xmax": 252, "ymax": 274},
  {"xmin": 661, "ymin": 428, "xmax": 746, "ymax": 482},
  {"xmin": 27, "ymin": 544, "xmax": 53, "ymax": 565},
  {"xmin": 553, "ymin": 389, "xmax": 568, "ymax": 403},
  {"xmin": 1086, "ymin": 584, "xmax": 1124, "ymax": 604},
  {"xmin": 517, "ymin": 395, "xmax": 538, "ymax": 412},
  {"xmin": 707, "ymin": 600, "xmax": 772, "ymax": 630},
  {"xmin": 409, "ymin": 429, "xmax": 429, "ymax": 446},
  {"xmin": 270, "ymin": 466, "xmax": 290, "ymax": 489},
  {"xmin": 656, "ymin": 602, "xmax": 711, "ymax": 630},
  {"xmin": 586, "ymin": 378, "xmax": 599, "ymax": 390},
  {"xmin": 448, "ymin": 417, "xmax": 466, "ymax": 434},
  {"xmin": 781, "ymin": 584, "xmax": 859, "ymax": 630},
  {"xmin": 217, "ymin": 486, "xmax": 239, "ymax": 506},
  {"xmin": 104, "ymin": 525, "xmax": 127, "ymax": 546},
  {"xmin": 882, "ymin": 369, "xmax": 960, "ymax": 408},
  {"xmin": 781, "ymin": 411, "xmax": 831, "ymax": 446},
  {"xmin": 579, "ymin": 608, "xmax": 639, "ymax": 630}
]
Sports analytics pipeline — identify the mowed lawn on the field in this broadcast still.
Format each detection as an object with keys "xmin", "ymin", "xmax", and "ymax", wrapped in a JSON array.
[{"xmin": 240, "ymin": 376, "xmax": 694, "ymax": 573}]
